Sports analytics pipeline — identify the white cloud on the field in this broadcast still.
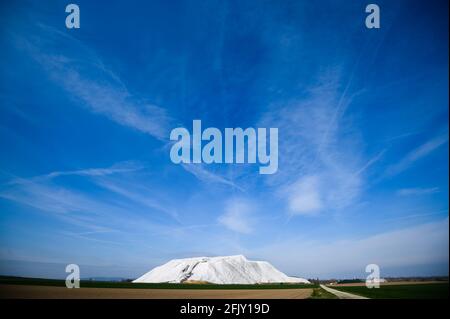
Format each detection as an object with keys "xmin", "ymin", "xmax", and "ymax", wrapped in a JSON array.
[
  {"xmin": 286, "ymin": 175, "xmax": 322, "ymax": 215},
  {"xmin": 218, "ymin": 199, "xmax": 254, "ymax": 234}
]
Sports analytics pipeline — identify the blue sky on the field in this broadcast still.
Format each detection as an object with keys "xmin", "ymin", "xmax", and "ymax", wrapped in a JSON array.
[{"xmin": 0, "ymin": 0, "xmax": 448, "ymax": 279}]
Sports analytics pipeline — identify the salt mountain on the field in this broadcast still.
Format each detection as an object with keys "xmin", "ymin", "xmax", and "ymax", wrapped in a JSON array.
[{"xmin": 133, "ymin": 255, "xmax": 310, "ymax": 284}]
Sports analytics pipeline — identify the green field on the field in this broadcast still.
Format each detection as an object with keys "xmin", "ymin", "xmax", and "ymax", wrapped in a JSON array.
[
  {"xmin": 0, "ymin": 276, "xmax": 316, "ymax": 290},
  {"xmin": 331, "ymin": 283, "xmax": 449, "ymax": 299}
]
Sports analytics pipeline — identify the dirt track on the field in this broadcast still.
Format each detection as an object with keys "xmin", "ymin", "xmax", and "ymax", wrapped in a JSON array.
[
  {"xmin": 0, "ymin": 284, "xmax": 313, "ymax": 299},
  {"xmin": 320, "ymin": 284, "xmax": 368, "ymax": 299}
]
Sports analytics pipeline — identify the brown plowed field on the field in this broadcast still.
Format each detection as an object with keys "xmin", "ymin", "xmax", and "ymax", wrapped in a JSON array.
[{"xmin": 0, "ymin": 284, "xmax": 313, "ymax": 299}]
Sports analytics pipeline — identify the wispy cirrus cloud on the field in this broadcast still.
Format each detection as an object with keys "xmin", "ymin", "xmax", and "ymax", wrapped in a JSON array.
[
  {"xmin": 181, "ymin": 164, "xmax": 244, "ymax": 191},
  {"xmin": 0, "ymin": 175, "xmax": 186, "ymax": 238},
  {"xmin": 15, "ymin": 24, "xmax": 247, "ymax": 191},
  {"xmin": 0, "ymin": 163, "xmax": 182, "ymax": 234},
  {"xmin": 397, "ymin": 187, "xmax": 440, "ymax": 196},
  {"xmin": 15, "ymin": 24, "xmax": 173, "ymax": 141},
  {"xmin": 26, "ymin": 161, "xmax": 143, "ymax": 182},
  {"xmin": 0, "ymin": 178, "xmax": 108, "ymax": 215},
  {"xmin": 260, "ymin": 71, "xmax": 370, "ymax": 215},
  {"xmin": 93, "ymin": 177, "xmax": 180, "ymax": 221},
  {"xmin": 385, "ymin": 132, "xmax": 448, "ymax": 177}
]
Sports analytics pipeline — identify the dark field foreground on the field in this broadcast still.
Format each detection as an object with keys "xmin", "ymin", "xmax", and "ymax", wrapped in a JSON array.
[
  {"xmin": 0, "ymin": 276, "xmax": 315, "ymax": 299},
  {"xmin": 0, "ymin": 284, "xmax": 313, "ymax": 299},
  {"xmin": 329, "ymin": 282, "xmax": 449, "ymax": 299}
]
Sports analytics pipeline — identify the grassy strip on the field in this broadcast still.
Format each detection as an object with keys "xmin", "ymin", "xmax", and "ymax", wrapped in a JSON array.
[
  {"xmin": 0, "ymin": 276, "xmax": 317, "ymax": 290},
  {"xmin": 309, "ymin": 287, "xmax": 338, "ymax": 299},
  {"xmin": 330, "ymin": 283, "xmax": 449, "ymax": 299}
]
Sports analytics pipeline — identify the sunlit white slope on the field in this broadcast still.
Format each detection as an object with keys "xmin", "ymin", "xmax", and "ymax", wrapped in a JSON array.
[{"xmin": 133, "ymin": 255, "xmax": 310, "ymax": 284}]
